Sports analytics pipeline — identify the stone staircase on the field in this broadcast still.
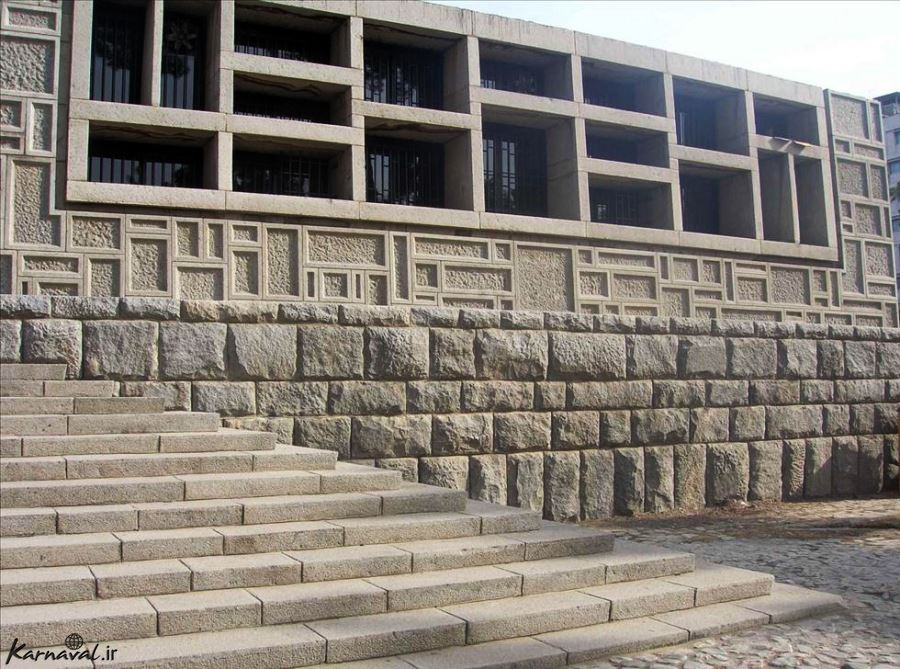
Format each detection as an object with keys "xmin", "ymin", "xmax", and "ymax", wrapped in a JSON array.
[{"xmin": 0, "ymin": 363, "xmax": 842, "ymax": 668}]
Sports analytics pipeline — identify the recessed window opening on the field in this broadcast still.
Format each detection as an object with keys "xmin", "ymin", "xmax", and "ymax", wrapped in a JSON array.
[
  {"xmin": 482, "ymin": 123, "xmax": 547, "ymax": 217},
  {"xmin": 366, "ymin": 138, "xmax": 444, "ymax": 208},
  {"xmin": 233, "ymin": 150, "xmax": 332, "ymax": 198},
  {"xmin": 161, "ymin": 10, "xmax": 206, "ymax": 110},
  {"xmin": 88, "ymin": 138, "xmax": 203, "ymax": 188},
  {"xmin": 90, "ymin": 1, "xmax": 146, "ymax": 104},
  {"xmin": 235, "ymin": 23, "xmax": 330, "ymax": 64},
  {"xmin": 364, "ymin": 42, "xmax": 443, "ymax": 109}
]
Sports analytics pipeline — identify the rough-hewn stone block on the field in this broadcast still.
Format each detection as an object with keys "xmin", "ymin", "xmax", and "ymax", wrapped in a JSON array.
[
  {"xmin": 690, "ymin": 408, "xmax": 729, "ymax": 443},
  {"xmin": 706, "ymin": 442, "xmax": 749, "ymax": 504},
  {"xmin": 328, "ymin": 381, "xmax": 405, "ymax": 415},
  {"xmin": 614, "ymin": 447, "xmax": 644, "ymax": 516},
  {"xmin": 228, "ymin": 324, "xmax": 297, "ymax": 380},
  {"xmin": 461, "ymin": 381, "xmax": 532, "ymax": 412},
  {"xmin": 366, "ymin": 327, "xmax": 429, "ymax": 379},
  {"xmin": 678, "ymin": 337, "xmax": 727, "ymax": 378},
  {"xmin": 159, "ymin": 323, "xmax": 226, "ymax": 380},
  {"xmin": 632, "ymin": 409, "xmax": 689, "ymax": 445},
  {"xmin": 83, "ymin": 320, "xmax": 158, "ymax": 379},
  {"xmin": 727, "ymin": 338, "xmax": 776, "ymax": 379},
  {"xmin": 549, "ymin": 332, "xmax": 625, "ymax": 381},
  {"xmin": 817, "ymin": 340, "xmax": 844, "ymax": 379},
  {"xmin": 430, "ymin": 329, "xmax": 475, "ymax": 380},
  {"xmin": 832, "ymin": 436, "xmax": 858, "ymax": 496},
  {"xmin": 644, "ymin": 446, "xmax": 674, "ymax": 513},
  {"xmin": 543, "ymin": 451, "xmax": 580, "ymax": 522},
  {"xmin": 601, "ymin": 410, "xmax": 631, "ymax": 447},
  {"xmin": 257, "ymin": 382, "xmax": 328, "ymax": 416},
  {"xmin": 822, "ymin": 404, "xmax": 850, "ymax": 435},
  {"xmin": 800, "ymin": 380, "xmax": 833, "ymax": 403},
  {"xmin": 777, "ymin": 340, "xmax": 817, "ymax": 379},
  {"xmin": 834, "ymin": 379, "xmax": 884, "ymax": 403},
  {"xmin": 674, "ymin": 443, "xmax": 706, "ymax": 511},
  {"xmin": 580, "ymin": 449, "xmax": 614, "ymax": 519},
  {"xmin": 748, "ymin": 441, "xmax": 782, "ymax": 501},
  {"xmin": 750, "ymin": 381, "xmax": 800, "ymax": 405},
  {"xmin": 22, "ymin": 319, "xmax": 81, "ymax": 377},
  {"xmin": 782, "ymin": 439, "xmax": 806, "ymax": 500},
  {"xmin": 192, "ymin": 381, "xmax": 256, "ymax": 416},
  {"xmin": 857, "ymin": 435, "xmax": 884, "ymax": 494},
  {"xmin": 876, "ymin": 342, "xmax": 900, "ymax": 378},
  {"xmin": 351, "ymin": 415, "xmax": 431, "ymax": 459},
  {"xmin": 121, "ymin": 381, "xmax": 191, "ymax": 411},
  {"xmin": 804, "ymin": 438, "xmax": 832, "ymax": 498},
  {"xmin": 300, "ymin": 326, "xmax": 363, "ymax": 379},
  {"xmin": 534, "ymin": 382, "xmax": 566, "ymax": 410},
  {"xmin": 628, "ymin": 335, "xmax": 678, "ymax": 379},
  {"xmin": 469, "ymin": 454, "xmax": 507, "ymax": 504},
  {"xmin": 766, "ymin": 405, "xmax": 822, "ymax": 439},
  {"xmin": 507, "ymin": 452, "xmax": 544, "ymax": 511},
  {"xmin": 730, "ymin": 406, "xmax": 766, "ymax": 441},
  {"xmin": 0, "ymin": 319, "xmax": 20, "ymax": 362},
  {"xmin": 494, "ymin": 412, "xmax": 551, "ymax": 453},
  {"xmin": 432, "ymin": 413, "xmax": 493, "ymax": 455},
  {"xmin": 295, "ymin": 416, "xmax": 351, "ymax": 459},
  {"xmin": 569, "ymin": 381, "xmax": 652, "ymax": 410},
  {"xmin": 420, "ymin": 456, "xmax": 469, "ymax": 491},
  {"xmin": 475, "ymin": 329, "xmax": 547, "ymax": 380},
  {"xmin": 844, "ymin": 341, "xmax": 876, "ymax": 379},
  {"xmin": 407, "ymin": 381, "xmax": 461, "ymax": 414},
  {"xmin": 653, "ymin": 380, "xmax": 705, "ymax": 408},
  {"xmin": 706, "ymin": 380, "xmax": 748, "ymax": 407},
  {"xmin": 551, "ymin": 411, "xmax": 599, "ymax": 450}
]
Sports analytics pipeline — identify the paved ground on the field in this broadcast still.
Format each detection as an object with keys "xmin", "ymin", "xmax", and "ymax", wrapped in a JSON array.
[{"xmin": 581, "ymin": 497, "xmax": 900, "ymax": 669}]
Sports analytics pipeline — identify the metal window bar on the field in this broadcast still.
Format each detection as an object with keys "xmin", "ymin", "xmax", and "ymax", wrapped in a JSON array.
[
  {"xmin": 680, "ymin": 175, "xmax": 720, "ymax": 234},
  {"xmin": 365, "ymin": 138, "xmax": 444, "ymax": 208},
  {"xmin": 234, "ymin": 23, "xmax": 330, "ymax": 64},
  {"xmin": 161, "ymin": 12, "xmax": 206, "ymax": 110},
  {"xmin": 675, "ymin": 95, "xmax": 717, "ymax": 150},
  {"xmin": 88, "ymin": 139, "xmax": 203, "ymax": 188},
  {"xmin": 233, "ymin": 92, "xmax": 331, "ymax": 124},
  {"xmin": 233, "ymin": 151, "xmax": 331, "ymax": 198},
  {"xmin": 589, "ymin": 188, "xmax": 639, "ymax": 226},
  {"xmin": 90, "ymin": 2, "xmax": 145, "ymax": 104},
  {"xmin": 482, "ymin": 123, "xmax": 546, "ymax": 216},
  {"xmin": 480, "ymin": 60, "xmax": 543, "ymax": 96},
  {"xmin": 364, "ymin": 43, "xmax": 443, "ymax": 110}
]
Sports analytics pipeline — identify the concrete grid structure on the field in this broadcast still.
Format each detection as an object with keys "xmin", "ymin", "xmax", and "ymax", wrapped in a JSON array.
[
  {"xmin": 875, "ymin": 92, "xmax": 900, "ymax": 293},
  {"xmin": 0, "ymin": 0, "xmax": 897, "ymax": 326}
]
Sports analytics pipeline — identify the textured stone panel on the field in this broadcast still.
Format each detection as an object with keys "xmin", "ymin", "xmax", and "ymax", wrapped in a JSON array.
[
  {"xmin": 1, "ymin": 100, "xmax": 22, "ymax": 127},
  {"xmin": 517, "ymin": 246, "xmax": 574, "ymax": 311},
  {"xmin": 476, "ymin": 329, "xmax": 547, "ymax": 380},
  {"xmin": 12, "ymin": 161, "xmax": 58, "ymax": 246},
  {"xmin": 351, "ymin": 415, "xmax": 431, "ymax": 459},
  {"xmin": 597, "ymin": 252, "xmax": 654, "ymax": 268},
  {"xmin": 130, "ymin": 239, "xmax": 168, "ymax": 292},
  {"xmin": 462, "ymin": 381, "xmax": 532, "ymax": 412},
  {"xmin": 841, "ymin": 240, "xmax": 864, "ymax": 294},
  {"xmin": 736, "ymin": 277, "xmax": 766, "ymax": 302},
  {"xmin": 23, "ymin": 256, "xmax": 77, "ymax": 272},
  {"xmin": 854, "ymin": 204, "xmax": 882, "ymax": 236},
  {"xmin": 0, "ymin": 319, "xmax": 20, "ymax": 362},
  {"xmin": 869, "ymin": 165, "xmax": 887, "ymax": 201},
  {"xmin": 323, "ymin": 273, "xmax": 349, "ymax": 298},
  {"xmin": 0, "ymin": 37, "xmax": 53, "ymax": 93},
  {"xmin": 229, "ymin": 324, "xmax": 297, "ymax": 380},
  {"xmin": 771, "ymin": 268, "xmax": 809, "ymax": 305},
  {"xmin": 629, "ymin": 335, "xmax": 678, "ymax": 379},
  {"xmin": 207, "ymin": 224, "xmax": 224, "ymax": 259},
  {"xmin": 31, "ymin": 103, "xmax": 52, "ymax": 151},
  {"xmin": 37, "ymin": 283, "xmax": 78, "ymax": 296},
  {"xmin": 613, "ymin": 274, "xmax": 656, "ymax": 300},
  {"xmin": 232, "ymin": 251, "xmax": 259, "ymax": 295},
  {"xmin": 416, "ymin": 238, "xmax": 488, "ymax": 258},
  {"xmin": 443, "ymin": 266, "xmax": 511, "ymax": 292},
  {"xmin": 366, "ymin": 327, "xmax": 429, "ymax": 379},
  {"xmin": 431, "ymin": 413, "xmax": 493, "ymax": 455},
  {"xmin": 89, "ymin": 259, "xmax": 120, "ymax": 297},
  {"xmin": 308, "ymin": 231, "xmax": 385, "ymax": 265},
  {"xmin": 179, "ymin": 267, "xmax": 223, "ymax": 300},
  {"xmin": 864, "ymin": 243, "xmax": 893, "ymax": 277},
  {"xmin": 72, "ymin": 216, "xmax": 121, "ymax": 250},
  {"xmin": 702, "ymin": 261, "xmax": 722, "ymax": 284},
  {"xmin": 415, "ymin": 264, "xmax": 438, "ymax": 288},
  {"xmin": 408, "ymin": 381, "xmax": 461, "ymax": 414},
  {"xmin": 329, "ymin": 381, "xmax": 405, "ymax": 415},
  {"xmin": 393, "ymin": 237, "xmax": 409, "ymax": 300},
  {"xmin": 672, "ymin": 258, "xmax": 698, "ymax": 282},
  {"xmin": 837, "ymin": 160, "xmax": 866, "ymax": 196},
  {"xmin": 661, "ymin": 288, "xmax": 689, "ymax": 317},
  {"xmin": 766, "ymin": 405, "xmax": 822, "ymax": 439},
  {"xmin": 192, "ymin": 381, "xmax": 256, "ymax": 416},
  {"xmin": 508, "ymin": 452, "xmax": 544, "ymax": 511},
  {"xmin": 8, "ymin": 7, "xmax": 56, "ymax": 29},
  {"xmin": 578, "ymin": 271, "xmax": 608, "ymax": 297},
  {"xmin": 777, "ymin": 340, "xmax": 817, "ymax": 379},
  {"xmin": 727, "ymin": 338, "xmax": 776, "ymax": 378},
  {"xmin": 266, "ymin": 229, "xmax": 299, "ymax": 296},
  {"xmin": 644, "ymin": 446, "xmax": 674, "ymax": 512},
  {"xmin": 300, "ymin": 326, "xmax": 363, "ymax": 379},
  {"xmin": 831, "ymin": 95, "xmax": 868, "ymax": 138},
  {"xmin": 368, "ymin": 275, "xmax": 388, "ymax": 305},
  {"xmin": 804, "ymin": 438, "xmax": 833, "ymax": 498}
]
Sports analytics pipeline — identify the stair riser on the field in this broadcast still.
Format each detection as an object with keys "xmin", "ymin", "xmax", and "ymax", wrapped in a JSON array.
[
  {"xmin": 0, "ymin": 380, "xmax": 117, "ymax": 398},
  {"xmin": 0, "ymin": 397, "xmax": 163, "ymax": 416},
  {"xmin": 0, "ymin": 364, "xmax": 67, "ymax": 381},
  {"xmin": 1, "ymin": 413, "xmax": 221, "ymax": 437},
  {"xmin": 16, "ymin": 431, "xmax": 278, "ymax": 458}
]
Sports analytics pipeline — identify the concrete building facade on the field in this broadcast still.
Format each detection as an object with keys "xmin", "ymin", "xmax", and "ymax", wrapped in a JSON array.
[
  {"xmin": 875, "ymin": 92, "xmax": 899, "ymax": 294},
  {"xmin": 0, "ymin": 0, "xmax": 896, "ymax": 326}
]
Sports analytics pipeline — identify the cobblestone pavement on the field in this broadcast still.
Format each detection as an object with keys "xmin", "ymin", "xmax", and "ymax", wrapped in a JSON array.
[{"xmin": 580, "ymin": 497, "xmax": 900, "ymax": 669}]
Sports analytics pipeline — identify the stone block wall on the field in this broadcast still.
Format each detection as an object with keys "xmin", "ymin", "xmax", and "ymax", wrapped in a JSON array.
[{"xmin": 2, "ymin": 295, "xmax": 898, "ymax": 519}]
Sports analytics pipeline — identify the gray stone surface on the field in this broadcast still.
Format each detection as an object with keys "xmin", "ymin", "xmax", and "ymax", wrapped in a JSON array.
[
  {"xmin": 644, "ymin": 446, "xmax": 675, "ymax": 513},
  {"xmin": 673, "ymin": 443, "xmax": 706, "ymax": 511},
  {"xmin": 430, "ymin": 329, "xmax": 475, "ymax": 379},
  {"xmin": 367, "ymin": 327, "xmax": 429, "ymax": 379},
  {"xmin": 549, "ymin": 332, "xmax": 626, "ymax": 381},
  {"xmin": 83, "ymin": 320, "xmax": 158, "ymax": 379},
  {"xmin": 257, "ymin": 382, "xmax": 328, "ymax": 416},
  {"xmin": 730, "ymin": 405, "xmax": 766, "ymax": 441},
  {"xmin": 690, "ymin": 407, "xmax": 729, "ymax": 443},
  {"xmin": 551, "ymin": 411, "xmax": 600, "ymax": 450},
  {"xmin": 766, "ymin": 405, "xmax": 822, "ymax": 439},
  {"xmin": 432, "ymin": 413, "xmax": 493, "ymax": 455},
  {"xmin": 614, "ymin": 447, "xmax": 644, "ymax": 516},
  {"xmin": 22, "ymin": 319, "xmax": 81, "ymax": 377},
  {"xmin": 228, "ymin": 324, "xmax": 297, "ymax": 380},
  {"xmin": 407, "ymin": 381, "xmax": 461, "ymax": 414},
  {"xmin": 300, "ymin": 325, "xmax": 364, "ymax": 379},
  {"xmin": 678, "ymin": 337, "xmax": 727, "ymax": 379},
  {"xmin": 507, "ymin": 452, "xmax": 544, "ymax": 511},
  {"xmin": 351, "ymin": 415, "xmax": 431, "ymax": 458},
  {"xmin": 632, "ymin": 409, "xmax": 689, "ymax": 445},
  {"xmin": 494, "ymin": 412, "xmax": 551, "ymax": 453},
  {"xmin": 777, "ymin": 339, "xmax": 818, "ymax": 379},
  {"xmin": 475, "ymin": 329, "xmax": 548, "ymax": 380},
  {"xmin": 469, "ymin": 454, "xmax": 507, "ymax": 504},
  {"xmin": 329, "ymin": 381, "xmax": 405, "ymax": 415},
  {"xmin": 461, "ymin": 381, "xmax": 532, "ymax": 412},
  {"xmin": 579, "ymin": 448, "xmax": 614, "ymax": 520},
  {"xmin": 192, "ymin": 381, "xmax": 256, "ymax": 416},
  {"xmin": 0, "ymin": 319, "xmax": 20, "ymax": 362},
  {"xmin": 543, "ymin": 451, "xmax": 580, "ymax": 522},
  {"xmin": 629, "ymin": 335, "xmax": 678, "ymax": 379},
  {"xmin": 419, "ymin": 456, "xmax": 469, "ymax": 491},
  {"xmin": 160, "ymin": 323, "xmax": 227, "ymax": 380},
  {"xmin": 728, "ymin": 338, "xmax": 777, "ymax": 379},
  {"xmin": 748, "ymin": 440, "xmax": 783, "ymax": 501},
  {"xmin": 706, "ymin": 442, "xmax": 749, "ymax": 504}
]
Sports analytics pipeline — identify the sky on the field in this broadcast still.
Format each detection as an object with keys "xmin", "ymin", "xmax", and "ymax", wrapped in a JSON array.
[{"xmin": 431, "ymin": 1, "xmax": 898, "ymax": 98}]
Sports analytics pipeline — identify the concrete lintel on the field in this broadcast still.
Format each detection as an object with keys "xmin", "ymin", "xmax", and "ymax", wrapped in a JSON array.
[
  {"xmin": 225, "ymin": 191, "xmax": 360, "ymax": 220},
  {"xmin": 226, "ymin": 52, "xmax": 362, "ymax": 89},
  {"xmin": 359, "ymin": 202, "xmax": 479, "ymax": 229},
  {"xmin": 70, "ymin": 99, "xmax": 227, "ymax": 133},
  {"xmin": 480, "ymin": 211, "xmax": 586, "ymax": 238},
  {"xmin": 226, "ymin": 115, "xmax": 363, "ymax": 147},
  {"xmin": 67, "ymin": 181, "xmax": 228, "ymax": 211},
  {"xmin": 580, "ymin": 158, "xmax": 677, "ymax": 186}
]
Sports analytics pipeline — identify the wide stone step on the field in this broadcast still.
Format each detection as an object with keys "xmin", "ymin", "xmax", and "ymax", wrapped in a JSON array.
[
  {"xmin": 0, "ymin": 379, "xmax": 118, "ymax": 398},
  {"xmin": 6, "ymin": 428, "xmax": 277, "ymax": 458},
  {"xmin": 0, "ymin": 396, "xmax": 163, "ymax": 416},
  {"xmin": 0, "ymin": 466, "xmax": 400, "ymax": 508},
  {"xmin": 0, "ymin": 444, "xmax": 337, "ymax": 483},
  {"xmin": 0, "ymin": 486, "xmax": 462, "ymax": 538},
  {"xmin": 0, "ymin": 363, "xmax": 67, "ymax": 381},
  {"xmin": 0, "ymin": 412, "xmax": 221, "ymax": 436}
]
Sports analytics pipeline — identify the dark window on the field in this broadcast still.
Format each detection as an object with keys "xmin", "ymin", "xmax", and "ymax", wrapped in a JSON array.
[
  {"xmin": 480, "ymin": 60, "xmax": 543, "ymax": 96},
  {"xmin": 483, "ymin": 123, "xmax": 546, "ymax": 216},
  {"xmin": 590, "ymin": 188, "xmax": 639, "ymax": 226},
  {"xmin": 234, "ymin": 23, "xmax": 329, "ymax": 64},
  {"xmin": 88, "ymin": 139, "xmax": 203, "ymax": 188},
  {"xmin": 755, "ymin": 110, "xmax": 790, "ymax": 139},
  {"xmin": 90, "ymin": 2, "xmax": 145, "ymax": 104},
  {"xmin": 675, "ymin": 95, "xmax": 716, "ymax": 150},
  {"xmin": 366, "ymin": 138, "xmax": 444, "ymax": 207},
  {"xmin": 233, "ymin": 151, "xmax": 331, "ymax": 198},
  {"xmin": 364, "ymin": 43, "xmax": 443, "ymax": 109},
  {"xmin": 161, "ymin": 12, "xmax": 206, "ymax": 110},
  {"xmin": 586, "ymin": 136, "xmax": 637, "ymax": 163},
  {"xmin": 583, "ymin": 78, "xmax": 635, "ymax": 111},
  {"xmin": 680, "ymin": 175, "xmax": 719, "ymax": 234},
  {"xmin": 233, "ymin": 91, "xmax": 330, "ymax": 124}
]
